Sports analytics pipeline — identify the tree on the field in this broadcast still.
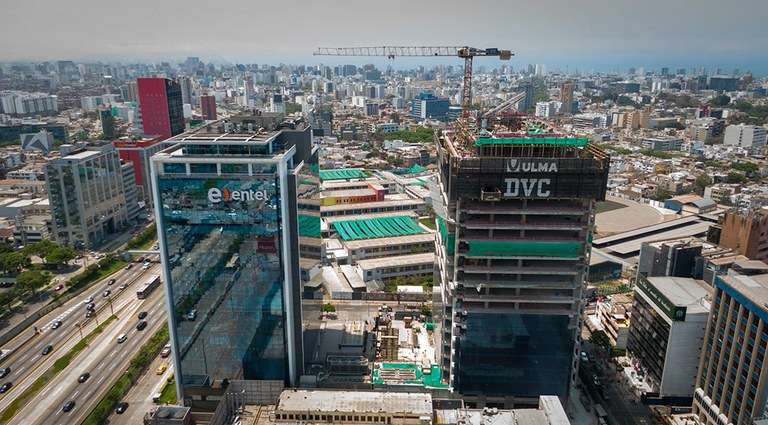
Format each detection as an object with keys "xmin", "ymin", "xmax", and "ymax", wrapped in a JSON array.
[
  {"xmin": 47, "ymin": 247, "xmax": 77, "ymax": 267},
  {"xmin": 390, "ymin": 112, "xmax": 400, "ymax": 124},
  {"xmin": 727, "ymin": 172, "xmax": 747, "ymax": 184},
  {"xmin": 590, "ymin": 330, "xmax": 612, "ymax": 354},
  {"xmin": 654, "ymin": 188, "xmax": 673, "ymax": 201},
  {"xmin": 388, "ymin": 156, "xmax": 405, "ymax": 168},
  {"xmin": 0, "ymin": 288, "xmax": 19, "ymax": 313},
  {"xmin": 424, "ymin": 203, "xmax": 435, "ymax": 219},
  {"xmin": 322, "ymin": 303, "xmax": 336, "ymax": 313},
  {"xmin": 0, "ymin": 252, "xmax": 30, "ymax": 274},
  {"xmin": 709, "ymin": 94, "xmax": 731, "ymax": 107},
  {"xmin": 15, "ymin": 270, "xmax": 52, "ymax": 295},
  {"xmin": 285, "ymin": 102, "xmax": 302, "ymax": 114},
  {"xmin": 694, "ymin": 174, "xmax": 712, "ymax": 196},
  {"xmin": 22, "ymin": 239, "xmax": 57, "ymax": 263},
  {"xmin": 0, "ymin": 239, "xmax": 15, "ymax": 254}
]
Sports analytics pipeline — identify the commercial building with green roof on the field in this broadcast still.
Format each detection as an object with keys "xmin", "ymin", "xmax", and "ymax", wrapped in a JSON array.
[
  {"xmin": 319, "ymin": 168, "xmax": 369, "ymax": 181},
  {"xmin": 333, "ymin": 215, "xmax": 426, "ymax": 241}
]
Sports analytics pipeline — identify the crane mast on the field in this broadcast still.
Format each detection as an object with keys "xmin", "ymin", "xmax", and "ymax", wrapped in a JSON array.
[{"xmin": 314, "ymin": 46, "xmax": 513, "ymax": 119}]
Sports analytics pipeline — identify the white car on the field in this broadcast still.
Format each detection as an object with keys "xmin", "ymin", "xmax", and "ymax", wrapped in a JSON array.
[{"xmin": 85, "ymin": 296, "xmax": 93, "ymax": 303}]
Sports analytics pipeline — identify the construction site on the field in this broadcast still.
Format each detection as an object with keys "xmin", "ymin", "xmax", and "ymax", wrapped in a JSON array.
[{"xmin": 433, "ymin": 113, "xmax": 610, "ymax": 406}]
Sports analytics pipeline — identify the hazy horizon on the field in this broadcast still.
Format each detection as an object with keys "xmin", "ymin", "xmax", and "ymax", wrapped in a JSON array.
[{"xmin": 2, "ymin": 0, "xmax": 767, "ymax": 76}]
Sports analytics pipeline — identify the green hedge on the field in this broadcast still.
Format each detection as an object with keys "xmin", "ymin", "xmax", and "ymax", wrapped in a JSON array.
[
  {"xmin": 62, "ymin": 254, "xmax": 126, "ymax": 295},
  {"xmin": 82, "ymin": 323, "xmax": 169, "ymax": 425},
  {"xmin": 126, "ymin": 223, "xmax": 157, "ymax": 250}
]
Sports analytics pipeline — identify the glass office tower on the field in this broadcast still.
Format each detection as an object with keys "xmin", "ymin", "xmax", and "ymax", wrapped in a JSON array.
[{"xmin": 151, "ymin": 117, "xmax": 311, "ymax": 407}]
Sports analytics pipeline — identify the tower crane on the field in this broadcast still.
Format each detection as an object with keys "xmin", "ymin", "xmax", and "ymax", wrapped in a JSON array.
[{"xmin": 314, "ymin": 46, "xmax": 513, "ymax": 119}]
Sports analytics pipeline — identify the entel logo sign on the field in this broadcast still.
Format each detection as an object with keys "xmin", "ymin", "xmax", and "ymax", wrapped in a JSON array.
[{"xmin": 208, "ymin": 187, "xmax": 269, "ymax": 203}]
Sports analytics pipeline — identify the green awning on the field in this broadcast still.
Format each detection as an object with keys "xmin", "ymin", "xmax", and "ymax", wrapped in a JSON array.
[{"xmin": 475, "ymin": 137, "xmax": 588, "ymax": 147}]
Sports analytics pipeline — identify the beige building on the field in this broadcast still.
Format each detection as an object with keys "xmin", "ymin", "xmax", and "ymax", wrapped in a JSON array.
[
  {"xmin": 273, "ymin": 390, "xmax": 432, "ymax": 425},
  {"xmin": 596, "ymin": 294, "xmax": 632, "ymax": 349}
]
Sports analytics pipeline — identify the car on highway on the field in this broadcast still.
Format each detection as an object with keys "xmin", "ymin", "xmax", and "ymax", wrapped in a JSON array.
[
  {"xmin": 125, "ymin": 264, "xmax": 133, "ymax": 270},
  {"xmin": 85, "ymin": 296, "xmax": 93, "ymax": 303},
  {"xmin": 85, "ymin": 310, "xmax": 93, "ymax": 318},
  {"xmin": 187, "ymin": 309, "xmax": 197, "ymax": 321},
  {"xmin": 136, "ymin": 321, "xmax": 148, "ymax": 331},
  {"xmin": 117, "ymin": 333, "xmax": 127, "ymax": 343},
  {"xmin": 156, "ymin": 364, "xmax": 167, "ymax": 375},
  {"xmin": 138, "ymin": 311, "xmax": 148, "ymax": 320},
  {"xmin": 0, "ymin": 367, "xmax": 10, "ymax": 379},
  {"xmin": 51, "ymin": 321, "xmax": 62, "ymax": 329},
  {"xmin": 42, "ymin": 345, "xmax": 53, "ymax": 355},
  {"xmin": 62, "ymin": 400, "xmax": 76, "ymax": 412},
  {"xmin": 107, "ymin": 278, "xmax": 116, "ymax": 285},
  {"xmin": 102, "ymin": 290, "xmax": 111, "ymax": 298},
  {"xmin": 86, "ymin": 303, "xmax": 95, "ymax": 311},
  {"xmin": 53, "ymin": 284, "xmax": 64, "ymax": 291},
  {"xmin": 160, "ymin": 344, "xmax": 172, "ymax": 358},
  {"xmin": 116, "ymin": 402, "xmax": 129, "ymax": 414},
  {"xmin": 118, "ymin": 283, "xmax": 127, "ymax": 290},
  {"xmin": 581, "ymin": 351, "xmax": 589, "ymax": 362},
  {"xmin": 0, "ymin": 382, "xmax": 11, "ymax": 393},
  {"xmin": 77, "ymin": 372, "xmax": 90, "ymax": 383}
]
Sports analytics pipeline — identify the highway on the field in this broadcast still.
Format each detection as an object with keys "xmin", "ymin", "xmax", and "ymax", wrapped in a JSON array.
[
  {"xmin": 107, "ymin": 351, "xmax": 174, "ymax": 424},
  {"xmin": 21, "ymin": 289, "xmax": 166, "ymax": 424},
  {"xmin": 0, "ymin": 259, "xmax": 163, "ymax": 422}
]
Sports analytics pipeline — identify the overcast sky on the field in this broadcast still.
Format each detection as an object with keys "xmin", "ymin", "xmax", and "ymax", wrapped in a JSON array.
[{"xmin": 3, "ymin": 0, "xmax": 767, "ymax": 74}]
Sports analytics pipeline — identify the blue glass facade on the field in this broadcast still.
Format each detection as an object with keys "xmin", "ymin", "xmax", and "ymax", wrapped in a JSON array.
[
  {"xmin": 151, "ymin": 123, "xmax": 314, "ymax": 406},
  {"xmin": 456, "ymin": 312, "xmax": 573, "ymax": 397},
  {"xmin": 157, "ymin": 170, "xmax": 288, "ymax": 387},
  {"xmin": 411, "ymin": 93, "xmax": 451, "ymax": 121}
]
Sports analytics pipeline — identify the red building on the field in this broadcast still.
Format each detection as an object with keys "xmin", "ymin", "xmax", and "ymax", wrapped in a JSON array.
[
  {"xmin": 113, "ymin": 137, "xmax": 165, "ymax": 203},
  {"xmin": 137, "ymin": 78, "xmax": 184, "ymax": 140},
  {"xmin": 201, "ymin": 95, "xmax": 217, "ymax": 120}
]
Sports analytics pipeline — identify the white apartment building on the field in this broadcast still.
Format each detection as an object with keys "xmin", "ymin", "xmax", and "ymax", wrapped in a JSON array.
[{"xmin": 724, "ymin": 124, "xmax": 767, "ymax": 149}]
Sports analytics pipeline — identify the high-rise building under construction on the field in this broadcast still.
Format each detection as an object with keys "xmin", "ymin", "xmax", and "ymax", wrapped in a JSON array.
[{"xmin": 433, "ymin": 117, "xmax": 609, "ymax": 405}]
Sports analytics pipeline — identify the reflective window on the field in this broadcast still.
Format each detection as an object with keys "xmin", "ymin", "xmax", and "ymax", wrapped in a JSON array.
[
  {"xmin": 158, "ymin": 176, "xmax": 285, "ymax": 386},
  {"xmin": 456, "ymin": 312, "xmax": 573, "ymax": 397}
]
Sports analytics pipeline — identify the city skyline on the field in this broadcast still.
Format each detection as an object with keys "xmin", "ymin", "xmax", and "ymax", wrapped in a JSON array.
[{"xmin": 2, "ymin": 0, "xmax": 767, "ymax": 75}]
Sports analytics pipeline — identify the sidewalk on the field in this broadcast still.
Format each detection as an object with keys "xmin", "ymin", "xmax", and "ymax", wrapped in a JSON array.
[
  {"xmin": 0, "ymin": 260, "xmax": 86, "ymax": 339},
  {"xmin": 568, "ymin": 384, "xmax": 597, "ymax": 425}
]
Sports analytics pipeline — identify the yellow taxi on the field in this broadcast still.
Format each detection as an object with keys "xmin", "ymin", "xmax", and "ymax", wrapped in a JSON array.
[{"xmin": 156, "ymin": 364, "xmax": 167, "ymax": 375}]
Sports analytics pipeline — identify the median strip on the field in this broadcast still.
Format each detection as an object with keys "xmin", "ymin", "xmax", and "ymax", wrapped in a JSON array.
[
  {"xmin": 0, "ymin": 315, "xmax": 116, "ymax": 424},
  {"xmin": 82, "ymin": 323, "xmax": 169, "ymax": 425}
]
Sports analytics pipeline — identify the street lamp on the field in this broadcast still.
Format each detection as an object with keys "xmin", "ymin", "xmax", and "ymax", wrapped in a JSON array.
[
  {"xmin": 107, "ymin": 296, "xmax": 114, "ymax": 316},
  {"xmin": 75, "ymin": 322, "xmax": 83, "ymax": 340}
]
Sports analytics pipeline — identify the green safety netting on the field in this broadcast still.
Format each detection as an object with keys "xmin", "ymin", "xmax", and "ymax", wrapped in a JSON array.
[
  {"xmin": 319, "ymin": 169, "xmax": 368, "ymax": 181},
  {"xmin": 407, "ymin": 164, "xmax": 427, "ymax": 174},
  {"xmin": 474, "ymin": 137, "xmax": 588, "ymax": 147},
  {"xmin": 298, "ymin": 214, "xmax": 321, "ymax": 238},
  {"xmin": 333, "ymin": 215, "xmax": 426, "ymax": 240},
  {"xmin": 437, "ymin": 217, "xmax": 455, "ymax": 255},
  {"xmin": 465, "ymin": 241, "xmax": 582, "ymax": 258}
]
